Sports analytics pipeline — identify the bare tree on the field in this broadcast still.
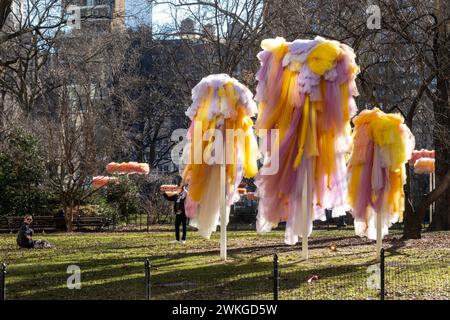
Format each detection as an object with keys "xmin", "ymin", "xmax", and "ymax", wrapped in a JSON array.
[{"xmin": 109, "ymin": 26, "xmax": 186, "ymax": 170}]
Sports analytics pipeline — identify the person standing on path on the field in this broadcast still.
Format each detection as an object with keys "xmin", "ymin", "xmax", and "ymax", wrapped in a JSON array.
[{"xmin": 161, "ymin": 185, "xmax": 188, "ymax": 244}]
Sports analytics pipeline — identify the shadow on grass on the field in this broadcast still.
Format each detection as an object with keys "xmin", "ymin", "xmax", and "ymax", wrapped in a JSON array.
[
  {"xmin": 5, "ymin": 250, "xmax": 447, "ymax": 300},
  {"xmin": 151, "ymin": 260, "xmax": 377, "ymax": 300}
]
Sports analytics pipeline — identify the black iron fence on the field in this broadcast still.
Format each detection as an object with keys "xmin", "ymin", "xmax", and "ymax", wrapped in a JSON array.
[
  {"xmin": 1, "ymin": 251, "xmax": 448, "ymax": 300},
  {"xmin": 145, "ymin": 258, "xmax": 151, "ymax": 300},
  {"xmin": 273, "ymin": 254, "xmax": 280, "ymax": 300},
  {"xmin": 384, "ymin": 256, "xmax": 449, "ymax": 300},
  {"xmin": 0, "ymin": 263, "xmax": 6, "ymax": 301}
]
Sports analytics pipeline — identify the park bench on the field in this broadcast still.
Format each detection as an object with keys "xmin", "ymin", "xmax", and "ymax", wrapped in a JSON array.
[
  {"xmin": 74, "ymin": 216, "xmax": 110, "ymax": 231},
  {"xmin": 28, "ymin": 216, "xmax": 59, "ymax": 232},
  {"xmin": 0, "ymin": 216, "xmax": 67, "ymax": 233},
  {"xmin": 8, "ymin": 216, "xmax": 61, "ymax": 233},
  {"xmin": 8, "ymin": 217, "xmax": 24, "ymax": 233},
  {"xmin": 0, "ymin": 217, "xmax": 10, "ymax": 233},
  {"xmin": 230, "ymin": 199, "xmax": 258, "ymax": 224}
]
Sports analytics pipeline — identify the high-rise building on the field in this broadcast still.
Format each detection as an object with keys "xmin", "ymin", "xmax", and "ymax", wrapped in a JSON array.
[
  {"xmin": 4, "ymin": 0, "xmax": 25, "ymax": 31},
  {"xmin": 62, "ymin": 0, "xmax": 126, "ymax": 33}
]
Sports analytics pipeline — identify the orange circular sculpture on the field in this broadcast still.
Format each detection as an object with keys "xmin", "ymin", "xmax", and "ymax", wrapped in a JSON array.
[
  {"xmin": 106, "ymin": 162, "xmax": 150, "ymax": 175},
  {"xmin": 237, "ymin": 188, "xmax": 247, "ymax": 195},
  {"xmin": 92, "ymin": 176, "xmax": 119, "ymax": 188},
  {"xmin": 414, "ymin": 157, "xmax": 435, "ymax": 174},
  {"xmin": 409, "ymin": 149, "xmax": 435, "ymax": 165},
  {"xmin": 160, "ymin": 184, "xmax": 179, "ymax": 195}
]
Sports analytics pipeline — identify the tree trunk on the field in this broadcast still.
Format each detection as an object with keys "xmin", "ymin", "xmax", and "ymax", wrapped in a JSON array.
[
  {"xmin": 431, "ymin": 0, "xmax": 450, "ymax": 231},
  {"xmin": 432, "ymin": 76, "xmax": 450, "ymax": 231},
  {"xmin": 402, "ymin": 164, "xmax": 421, "ymax": 239},
  {"xmin": 65, "ymin": 200, "xmax": 75, "ymax": 232},
  {"xmin": 431, "ymin": 149, "xmax": 450, "ymax": 231},
  {"xmin": 416, "ymin": 168, "xmax": 450, "ymax": 229}
]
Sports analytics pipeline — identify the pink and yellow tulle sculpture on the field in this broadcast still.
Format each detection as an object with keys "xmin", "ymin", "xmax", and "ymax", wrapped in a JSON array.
[
  {"xmin": 106, "ymin": 162, "xmax": 149, "ymax": 175},
  {"xmin": 92, "ymin": 176, "xmax": 119, "ymax": 188},
  {"xmin": 254, "ymin": 36, "xmax": 359, "ymax": 246},
  {"xmin": 414, "ymin": 157, "xmax": 435, "ymax": 174},
  {"xmin": 182, "ymin": 74, "xmax": 259, "ymax": 239},
  {"xmin": 347, "ymin": 108, "xmax": 415, "ymax": 241}
]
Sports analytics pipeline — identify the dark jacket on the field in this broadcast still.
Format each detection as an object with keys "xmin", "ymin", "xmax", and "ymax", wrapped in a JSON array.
[
  {"xmin": 17, "ymin": 223, "xmax": 34, "ymax": 248},
  {"xmin": 163, "ymin": 192, "xmax": 186, "ymax": 216}
]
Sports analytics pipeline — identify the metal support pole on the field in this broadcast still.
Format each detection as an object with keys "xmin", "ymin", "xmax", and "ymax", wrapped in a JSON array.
[
  {"xmin": 1, "ymin": 263, "xmax": 6, "ymax": 301},
  {"xmin": 273, "ymin": 254, "xmax": 279, "ymax": 300},
  {"xmin": 429, "ymin": 172, "xmax": 433, "ymax": 225},
  {"xmin": 145, "ymin": 258, "xmax": 151, "ymax": 300},
  {"xmin": 301, "ymin": 173, "xmax": 309, "ymax": 260},
  {"xmin": 380, "ymin": 248, "xmax": 385, "ymax": 300},
  {"xmin": 376, "ymin": 213, "xmax": 383, "ymax": 261},
  {"xmin": 220, "ymin": 129, "xmax": 227, "ymax": 260}
]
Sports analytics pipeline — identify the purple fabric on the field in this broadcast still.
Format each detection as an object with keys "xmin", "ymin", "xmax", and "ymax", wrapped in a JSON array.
[{"xmin": 354, "ymin": 140, "xmax": 374, "ymax": 219}]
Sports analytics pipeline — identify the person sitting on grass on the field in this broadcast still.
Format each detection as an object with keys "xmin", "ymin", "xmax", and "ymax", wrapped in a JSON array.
[
  {"xmin": 16, "ymin": 214, "xmax": 51, "ymax": 249},
  {"xmin": 160, "ymin": 185, "xmax": 188, "ymax": 244}
]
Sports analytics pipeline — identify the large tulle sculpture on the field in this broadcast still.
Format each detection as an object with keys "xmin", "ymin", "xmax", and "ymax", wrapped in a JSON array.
[
  {"xmin": 347, "ymin": 108, "xmax": 415, "ymax": 255},
  {"xmin": 254, "ymin": 36, "xmax": 360, "ymax": 253},
  {"xmin": 182, "ymin": 74, "xmax": 259, "ymax": 257}
]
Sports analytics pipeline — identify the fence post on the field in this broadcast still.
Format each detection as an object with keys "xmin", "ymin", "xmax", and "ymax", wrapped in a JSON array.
[
  {"xmin": 273, "ymin": 254, "xmax": 279, "ymax": 301},
  {"xmin": 1, "ymin": 263, "xmax": 6, "ymax": 301},
  {"xmin": 380, "ymin": 248, "xmax": 385, "ymax": 300},
  {"xmin": 145, "ymin": 258, "xmax": 151, "ymax": 300}
]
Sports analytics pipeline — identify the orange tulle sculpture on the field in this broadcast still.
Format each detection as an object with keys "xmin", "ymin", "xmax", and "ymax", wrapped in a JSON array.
[
  {"xmin": 414, "ymin": 158, "xmax": 435, "ymax": 174},
  {"xmin": 106, "ymin": 162, "xmax": 150, "ymax": 175},
  {"xmin": 237, "ymin": 188, "xmax": 247, "ymax": 195},
  {"xmin": 409, "ymin": 149, "xmax": 435, "ymax": 165},
  {"xmin": 92, "ymin": 176, "xmax": 119, "ymax": 188},
  {"xmin": 160, "ymin": 184, "xmax": 179, "ymax": 195}
]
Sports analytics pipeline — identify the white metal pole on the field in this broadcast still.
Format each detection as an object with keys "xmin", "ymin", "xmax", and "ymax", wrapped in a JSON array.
[
  {"xmin": 376, "ymin": 212, "xmax": 382, "ymax": 261},
  {"xmin": 220, "ymin": 130, "xmax": 227, "ymax": 260},
  {"xmin": 432, "ymin": 171, "xmax": 436, "ymax": 223},
  {"xmin": 429, "ymin": 172, "xmax": 433, "ymax": 225},
  {"xmin": 301, "ymin": 173, "xmax": 309, "ymax": 260},
  {"xmin": 433, "ymin": 171, "xmax": 436, "ymax": 219}
]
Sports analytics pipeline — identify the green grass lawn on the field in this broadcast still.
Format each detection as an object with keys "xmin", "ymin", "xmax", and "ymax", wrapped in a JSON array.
[{"xmin": 0, "ymin": 227, "xmax": 448, "ymax": 300}]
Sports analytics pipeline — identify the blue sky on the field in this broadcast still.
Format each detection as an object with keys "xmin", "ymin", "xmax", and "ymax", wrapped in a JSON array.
[{"xmin": 125, "ymin": 1, "xmax": 172, "ymax": 27}]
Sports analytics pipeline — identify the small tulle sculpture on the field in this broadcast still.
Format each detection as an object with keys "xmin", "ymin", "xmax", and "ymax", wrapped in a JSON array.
[
  {"xmin": 409, "ymin": 149, "xmax": 435, "ymax": 165},
  {"xmin": 347, "ymin": 108, "xmax": 415, "ymax": 240},
  {"xmin": 182, "ymin": 74, "xmax": 259, "ymax": 238},
  {"xmin": 106, "ymin": 162, "xmax": 150, "ymax": 175},
  {"xmin": 92, "ymin": 176, "xmax": 119, "ymax": 188},
  {"xmin": 414, "ymin": 157, "xmax": 435, "ymax": 174}
]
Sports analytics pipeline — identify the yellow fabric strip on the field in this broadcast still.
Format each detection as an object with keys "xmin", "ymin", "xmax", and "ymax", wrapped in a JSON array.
[{"xmin": 293, "ymin": 95, "xmax": 310, "ymax": 169}]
